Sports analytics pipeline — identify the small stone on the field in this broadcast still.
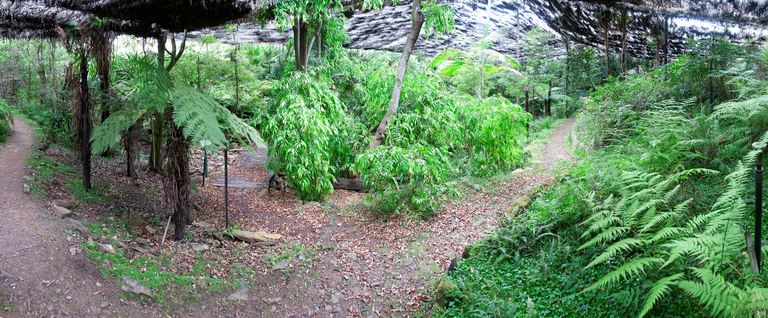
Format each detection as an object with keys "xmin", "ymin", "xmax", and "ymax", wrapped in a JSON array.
[
  {"xmin": 102, "ymin": 260, "xmax": 110, "ymax": 267},
  {"xmin": 344, "ymin": 252, "xmax": 357, "ymax": 261},
  {"xmin": 145, "ymin": 226, "xmax": 157, "ymax": 235},
  {"xmin": 52, "ymin": 199, "xmax": 76, "ymax": 209},
  {"xmin": 231, "ymin": 230, "xmax": 281, "ymax": 243},
  {"xmin": 448, "ymin": 256, "xmax": 460, "ymax": 272},
  {"xmin": 136, "ymin": 238, "xmax": 149, "ymax": 245},
  {"xmin": 55, "ymin": 288, "xmax": 62, "ymax": 294},
  {"xmin": 98, "ymin": 244, "xmax": 116, "ymax": 255},
  {"xmin": 23, "ymin": 184, "xmax": 30, "ymax": 194},
  {"xmin": 22, "ymin": 175, "xmax": 35, "ymax": 182},
  {"xmin": 273, "ymin": 259, "xmax": 290, "ymax": 270},
  {"xmin": 192, "ymin": 221, "xmax": 214, "ymax": 230},
  {"xmin": 132, "ymin": 246, "xmax": 150, "ymax": 254},
  {"xmin": 331, "ymin": 292, "xmax": 344, "ymax": 304},
  {"xmin": 227, "ymin": 282, "xmax": 249, "ymax": 301},
  {"xmin": 52, "ymin": 206, "xmax": 73, "ymax": 218},
  {"xmin": 506, "ymin": 196, "xmax": 532, "ymax": 218},
  {"xmin": 263, "ymin": 296, "xmax": 281, "ymax": 304},
  {"xmin": 69, "ymin": 247, "xmax": 77, "ymax": 256},
  {"xmin": 191, "ymin": 243, "xmax": 209, "ymax": 252},
  {"xmin": 65, "ymin": 296, "xmax": 72, "ymax": 301},
  {"xmin": 121, "ymin": 276, "xmax": 153, "ymax": 298},
  {"xmin": 100, "ymin": 301, "xmax": 110, "ymax": 309}
]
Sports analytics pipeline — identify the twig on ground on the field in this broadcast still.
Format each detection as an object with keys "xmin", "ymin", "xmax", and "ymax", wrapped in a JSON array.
[{"xmin": 161, "ymin": 214, "xmax": 172, "ymax": 250}]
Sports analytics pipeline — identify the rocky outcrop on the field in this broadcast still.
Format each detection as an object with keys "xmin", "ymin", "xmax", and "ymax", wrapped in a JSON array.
[{"xmin": 183, "ymin": 0, "xmax": 766, "ymax": 61}]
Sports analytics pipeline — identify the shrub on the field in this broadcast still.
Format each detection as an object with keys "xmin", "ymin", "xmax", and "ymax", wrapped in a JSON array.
[
  {"xmin": 0, "ymin": 98, "xmax": 12, "ymax": 143},
  {"xmin": 259, "ymin": 72, "xmax": 344, "ymax": 201},
  {"xmin": 355, "ymin": 144, "xmax": 449, "ymax": 219}
]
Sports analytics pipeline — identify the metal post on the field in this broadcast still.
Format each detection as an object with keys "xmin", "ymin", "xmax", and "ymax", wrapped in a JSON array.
[
  {"xmin": 225, "ymin": 147, "xmax": 229, "ymax": 229},
  {"xmin": 203, "ymin": 148, "xmax": 208, "ymax": 187},
  {"xmin": 754, "ymin": 142, "xmax": 766, "ymax": 268},
  {"xmin": 757, "ymin": 164, "xmax": 763, "ymax": 267}
]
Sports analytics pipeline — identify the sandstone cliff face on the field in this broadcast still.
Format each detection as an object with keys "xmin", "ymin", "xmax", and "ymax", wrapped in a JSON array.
[{"xmin": 187, "ymin": 0, "xmax": 766, "ymax": 60}]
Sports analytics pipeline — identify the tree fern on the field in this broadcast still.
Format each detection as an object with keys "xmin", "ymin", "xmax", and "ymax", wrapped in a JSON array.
[{"xmin": 171, "ymin": 83, "xmax": 264, "ymax": 148}]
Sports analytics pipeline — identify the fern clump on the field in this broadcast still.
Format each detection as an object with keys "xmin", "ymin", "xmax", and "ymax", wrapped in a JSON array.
[{"xmin": 580, "ymin": 132, "xmax": 768, "ymax": 317}]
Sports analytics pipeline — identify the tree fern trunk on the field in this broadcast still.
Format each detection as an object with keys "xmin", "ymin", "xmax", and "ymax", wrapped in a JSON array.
[
  {"xmin": 78, "ymin": 48, "xmax": 92, "ymax": 190},
  {"xmin": 169, "ymin": 120, "xmax": 191, "ymax": 240},
  {"xmin": 125, "ymin": 121, "xmax": 139, "ymax": 178}
]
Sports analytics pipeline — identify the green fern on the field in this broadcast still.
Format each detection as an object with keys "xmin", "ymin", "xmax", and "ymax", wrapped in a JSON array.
[
  {"xmin": 171, "ymin": 83, "xmax": 264, "ymax": 148},
  {"xmin": 580, "ymin": 132, "xmax": 768, "ymax": 317}
]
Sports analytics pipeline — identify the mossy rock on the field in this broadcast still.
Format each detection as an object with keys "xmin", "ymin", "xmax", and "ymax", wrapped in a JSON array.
[
  {"xmin": 461, "ymin": 244, "xmax": 475, "ymax": 259},
  {"xmin": 435, "ymin": 278, "xmax": 457, "ymax": 308},
  {"xmin": 505, "ymin": 196, "xmax": 532, "ymax": 218}
]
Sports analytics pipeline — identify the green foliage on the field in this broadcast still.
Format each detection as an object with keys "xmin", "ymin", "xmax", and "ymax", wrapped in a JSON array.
[
  {"xmin": 259, "ymin": 72, "xmax": 344, "ymax": 201},
  {"xmin": 428, "ymin": 30, "xmax": 521, "ymax": 99},
  {"xmin": 463, "ymin": 97, "xmax": 529, "ymax": 173},
  {"xmin": 0, "ymin": 98, "xmax": 13, "ymax": 144},
  {"xmin": 356, "ymin": 145, "xmax": 449, "ymax": 218},
  {"xmin": 578, "ymin": 135, "xmax": 768, "ymax": 317},
  {"xmin": 94, "ymin": 63, "xmax": 263, "ymax": 154}
]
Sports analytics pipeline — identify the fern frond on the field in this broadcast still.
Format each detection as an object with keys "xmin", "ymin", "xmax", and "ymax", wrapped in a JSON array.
[
  {"xmin": 585, "ymin": 238, "xmax": 645, "ymax": 269},
  {"xmin": 678, "ymin": 267, "xmax": 742, "ymax": 317},
  {"xmin": 582, "ymin": 258, "xmax": 663, "ymax": 293},
  {"xmin": 578, "ymin": 226, "xmax": 630, "ymax": 251},
  {"xmin": 637, "ymin": 273, "xmax": 684, "ymax": 318},
  {"xmin": 582, "ymin": 216, "xmax": 622, "ymax": 238},
  {"xmin": 171, "ymin": 83, "xmax": 264, "ymax": 148},
  {"xmin": 91, "ymin": 103, "xmax": 145, "ymax": 153}
]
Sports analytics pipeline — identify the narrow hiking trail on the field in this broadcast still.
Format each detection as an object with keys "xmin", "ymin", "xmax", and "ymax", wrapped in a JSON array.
[
  {"xmin": 0, "ymin": 116, "xmax": 577, "ymax": 318},
  {"xmin": 0, "ymin": 118, "xmax": 162, "ymax": 318}
]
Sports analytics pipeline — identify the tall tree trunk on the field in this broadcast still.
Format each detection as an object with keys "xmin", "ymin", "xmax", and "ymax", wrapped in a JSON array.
[
  {"xmin": 169, "ymin": 120, "xmax": 191, "ymax": 240},
  {"xmin": 602, "ymin": 8, "xmax": 611, "ymax": 78},
  {"xmin": 524, "ymin": 89, "xmax": 530, "ymax": 134},
  {"xmin": 663, "ymin": 16, "xmax": 669, "ymax": 65},
  {"xmin": 78, "ymin": 48, "xmax": 92, "ymax": 190},
  {"xmin": 50, "ymin": 38, "xmax": 57, "ymax": 94},
  {"xmin": 306, "ymin": 19, "xmax": 322, "ymax": 67},
  {"xmin": 125, "ymin": 121, "xmax": 139, "ymax": 178},
  {"xmin": 546, "ymin": 80, "xmax": 552, "ymax": 117},
  {"xmin": 563, "ymin": 36, "xmax": 569, "ymax": 96},
  {"xmin": 149, "ymin": 34, "xmax": 166, "ymax": 173},
  {"xmin": 709, "ymin": 57, "xmax": 714, "ymax": 114},
  {"xmin": 516, "ymin": 2, "xmax": 521, "ymax": 62},
  {"xmin": 94, "ymin": 28, "xmax": 114, "ymax": 157},
  {"xmin": 366, "ymin": 0, "xmax": 426, "ymax": 150},
  {"xmin": 620, "ymin": 9, "xmax": 628, "ymax": 77},
  {"xmin": 293, "ymin": 18, "xmax": 310, "ymax": 73}
]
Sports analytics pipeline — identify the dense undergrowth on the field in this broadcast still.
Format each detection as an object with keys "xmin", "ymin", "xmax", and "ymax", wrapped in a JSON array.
[{"xmin": 438, "ymin": 37, "xmax": 768, "ymax": 317}]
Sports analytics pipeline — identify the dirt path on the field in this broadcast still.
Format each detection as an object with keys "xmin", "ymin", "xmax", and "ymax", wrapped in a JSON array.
[
  {"xmin": 0, "ymin": 116, "xmax": 577, "ymax": 318},
  {"xmin": 188, "ymin": 117, "xmax": 579, "ymax": 317},
  {"xmin": 0, "ymin": 118, "xmax": 163, "ymax": 318}
]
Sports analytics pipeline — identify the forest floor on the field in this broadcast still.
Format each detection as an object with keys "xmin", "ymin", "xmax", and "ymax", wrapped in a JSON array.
[{"xmin": 0, "ymin": 117, "xmax": 575, "ymax": 318}]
